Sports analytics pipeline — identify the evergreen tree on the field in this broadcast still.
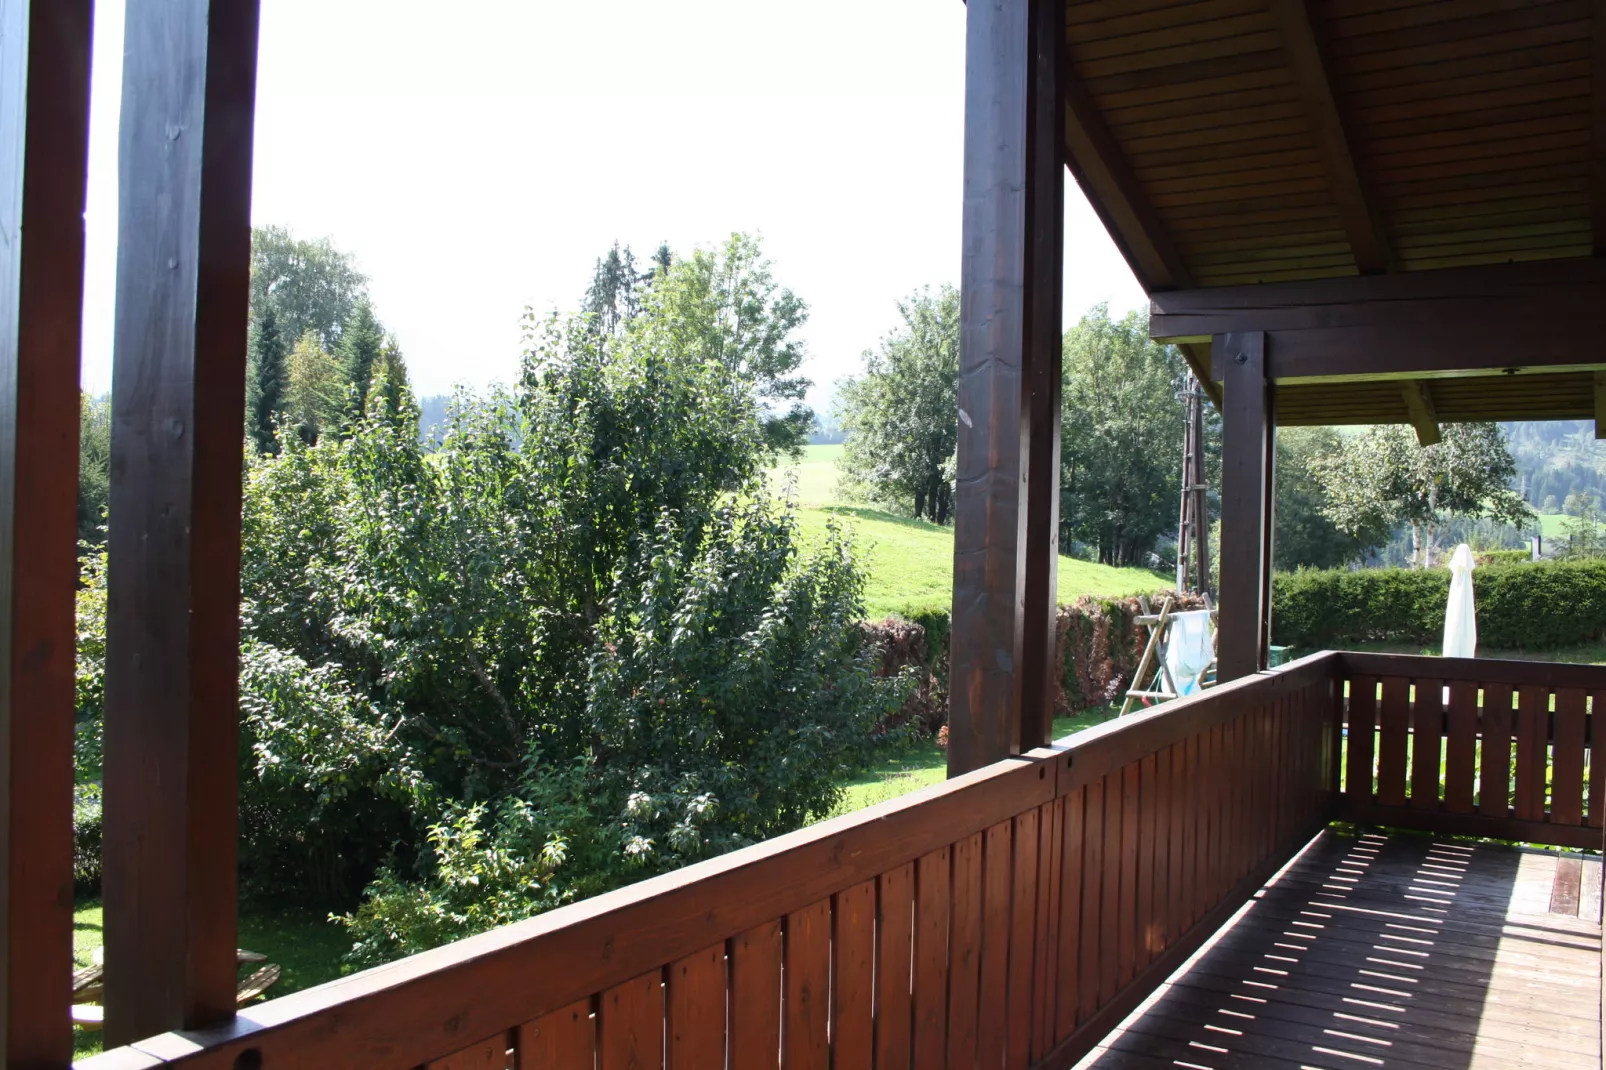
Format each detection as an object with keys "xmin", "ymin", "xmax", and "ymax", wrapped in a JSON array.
[
  {"xmin": 246, "ymin": 307, "xmax": 289, "ymax": 455},
  {"xmin": 338, "ymin": 300, "xmax": 384, "ymax": 419},
  {"xmin": 581, "ymin": 243, "xmax": 642, "ymax": 337},
  {"xmin": 366, "ymin": 338, "xmax": 416, "ymax": 430}
]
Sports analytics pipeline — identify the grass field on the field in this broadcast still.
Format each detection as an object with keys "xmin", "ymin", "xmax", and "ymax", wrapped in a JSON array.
[
  {"xmin": 775, "ymin": 445, "xmax": 1169, "ymax": 618},
  {"xmin": 827, "ymin": 706, "xmax": 1124, "ymax": 817},
  {"xmin": 72, "ymin": 900, "xmax": 349, "ymax": 1057}
]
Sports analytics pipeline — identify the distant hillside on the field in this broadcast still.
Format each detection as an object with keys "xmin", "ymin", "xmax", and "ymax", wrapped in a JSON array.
[
  {"xmin": 1502, "ymin": 421, "xmax": 1606, "ymax": 512},
  {"xmin": 773, "ymin": 445, "xmax": 1168, "ymax": 617}
]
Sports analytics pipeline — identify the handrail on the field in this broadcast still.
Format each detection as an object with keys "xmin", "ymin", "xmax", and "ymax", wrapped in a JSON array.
[
  {"xmin": 1335, "ymin": 651, "xmax": 1606, "ymax": 849},
  {"xmin": 82, "ymin": 652, "xmax": 1343, "ymax": 1070}
]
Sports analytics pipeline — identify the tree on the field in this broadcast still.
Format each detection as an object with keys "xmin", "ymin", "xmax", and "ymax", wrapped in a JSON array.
[
  {"xmin": 1059, "ymin": 305, "xmax": 1194, "ymax": 567},
  {"xmin": 1562, "ymin": 491, "xmax": 1604, "ymax": 557},
  {"xmin": 836, "ymin": 286, "xmax": 960, "ymax": 523},
  {"xmin": 250, "ymin": 225, "xmax": 368, "ymax": 350},
  {"xmin": 338, "ymin": 299, "xmax": 384, "ymax": 419},
  {"xmin": 581, "ymin": 242, "xmax": 644, "ymax": 337},
  {"xmin": 285, "ymin": 330, "xmax": 345, "ymax": 444},
  {"xmin": 365, "ymin": 338, "xmax": 415, "ymax": 430},
  {"xmin": 1315, "ymin": 422, "xmax": 1535, "ymax": 568},
  {"xmin": 246, "ymin": 306, "xmax": 290, "ymax": 454},
  {"xmin": 1275, "ymin": 427, "xmax": 1378, "ymax": 569},
  {"xmin": 78, "ymin": 394, "xmax": 111, "ymax": 545},
  {"xmin": 644, "ymin": 233, "xmax": 812, "ymax": 458}
]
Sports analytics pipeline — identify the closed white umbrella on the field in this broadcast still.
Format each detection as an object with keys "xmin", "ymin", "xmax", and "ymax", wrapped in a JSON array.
[{"xmin": 1442, "ymin": 543, "xmax": 1477, "ymax": 659}]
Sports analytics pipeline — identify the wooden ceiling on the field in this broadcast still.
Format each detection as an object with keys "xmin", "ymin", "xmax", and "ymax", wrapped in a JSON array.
[{"xmin": 1063, "ymin": 0, "xmax": 1606, "ymax": 429}]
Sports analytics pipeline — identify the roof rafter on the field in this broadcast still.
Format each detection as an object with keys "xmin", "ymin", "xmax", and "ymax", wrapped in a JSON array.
[
  {"xmin": 1061, "ymin": 51, "xmax": 1220, "ymax": 404},
  {"xmin": 1268, "ymin": 0, "xmax": 1394, "ymax": 275},
  {"xmin": 1401, "ymin": 381, "xmax": 1441, "ymax": 446},
  {"xmin": 1592, "ymin": 0, "xmax": 1606, "ymax": 253}
]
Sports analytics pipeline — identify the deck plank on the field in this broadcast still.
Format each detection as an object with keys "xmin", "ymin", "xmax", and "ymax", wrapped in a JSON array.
[{"xmin": 1076, "ymin": 830, "xmax": 1603, "ymax": 1069}]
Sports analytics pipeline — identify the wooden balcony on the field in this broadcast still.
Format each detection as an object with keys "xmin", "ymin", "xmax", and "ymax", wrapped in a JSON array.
[{"xmin": 81, "ymin": 651, "xmax": 1605, "ymax": 1069}]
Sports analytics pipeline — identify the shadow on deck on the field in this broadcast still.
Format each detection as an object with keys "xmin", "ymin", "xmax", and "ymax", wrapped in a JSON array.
[{"xmin": 1083, "ymin": 830, "xmax": 1603, "ymax": 1070}]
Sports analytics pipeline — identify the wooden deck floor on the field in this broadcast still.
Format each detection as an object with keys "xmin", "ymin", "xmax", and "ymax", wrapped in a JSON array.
[{"xmin": 1079, "ymin": 830, "xmax": 1603, "ymax": 1070}]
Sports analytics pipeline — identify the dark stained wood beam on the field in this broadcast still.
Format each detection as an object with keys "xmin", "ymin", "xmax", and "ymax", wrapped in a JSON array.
[
  {"xmin": 1018, "ymin": 0, "xmax": 1064, "ymax": 754},
  {"xmin": 1401, "ymin": 382, "xmax": 1441, "ymax": 446},
  {"xmin": 1151, "ymin": 259, "xmax": 1606, "ymax": 382},
  {"xmin": 1594, "ymin": 372, "xmax": 1606, "ymax": 440},
  {"xmin": 950, "ymin": 0, "xmax": 1064, "ymax": 774},
  {"xmin": 1593, "ymin": 0, "xmax": 1606, "ymax": 255},
  {"xmin": 102, "ymin": 0, "xmax": 261, "ymax": 1045},
  {"xmin": 1217, "ymin": 333, "xmax": 1272, "ymax": 683},
  {"xmin": 1268, "ymin": 0, "xmax": 1393, "ymax": 274},
  {"xmin": 0, "ymin": 3, "xmax": 93, "ymax": 1063}
]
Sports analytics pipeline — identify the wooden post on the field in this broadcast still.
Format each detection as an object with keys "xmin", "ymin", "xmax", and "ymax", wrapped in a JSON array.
[
  {"xmin": 949, "ymin": 0, "xmax": 1064, "ymax": 776},
  {"xmin": 0, "ymin": 2, "xmax": 93, "ymax": 1063},
  {"xmin": 1216, "ymin": 332, "xmax": 1273, "ymax": 682},
  {"xmin": 102, "ymin": 0, "xmax": 261, "ymax": 1045}
]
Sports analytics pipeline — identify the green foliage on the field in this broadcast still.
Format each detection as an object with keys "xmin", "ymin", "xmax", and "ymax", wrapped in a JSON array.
[
  {"xmin": 1272, "ymin": 558, "xmax": 1606, "ymax": 651},
  {"xmin": 1060, "ymin": 305, "xmax": 1201, "ymax": 567},
  {"xmin": 78, "ymin": 394, "xmax": 111, "ymax": 546},
  {"xmin": 286, "ymin": 330, "xmax": 346, "ymax": 444},
  {"xmin": 247, "ymin": 307, "xmax": 290, "ymax": 455},
  {"xmin": 222, "ymin": 286, "xmax": 902, "ymax": 961},
  {"xmin": 73, "ymin": 783, "xmax": 102, "ymax": 895},
  {"xmin": 75, "ymin": 547, "xmax": 107, "ymax": 781},
  {"xmin": 251, "ymin": 225, "xmax": 369, "ymax": 351},
  {"xmin": 1561, "ymin": 491, "xmax": 1605, "ymax": 557},
  {"xmin": 1275, "ymin": 427, "xmax": 1377, "ymax": 569},
  {"xmin": 837, "ymin": 286, "xmax": 960, "ymax": 523},
  {"xmin": 338, "ymin": 300, "xmax": 385, "ymax": 420},
  {"xmin": 581, "ymin": 241, "xmax": 658, "ymax": 337},
  {"xmin": 1314, "ymin": 423, "xmax": 1534, "ymax": 568},
  {"xmin": 645, "ymin": 233, "xmax": 813, "ymax": 458}
]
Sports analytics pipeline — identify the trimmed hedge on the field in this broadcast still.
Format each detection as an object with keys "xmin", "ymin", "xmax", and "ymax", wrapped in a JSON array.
[{"xmin": 1272, "ymin": 558, "xmax": 1606, "ymax": 651}]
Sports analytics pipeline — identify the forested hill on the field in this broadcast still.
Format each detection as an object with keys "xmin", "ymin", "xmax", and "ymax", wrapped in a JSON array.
[{"xmin": 1502, "ymin": 421, "xmax": 1606, "ymax": 510}]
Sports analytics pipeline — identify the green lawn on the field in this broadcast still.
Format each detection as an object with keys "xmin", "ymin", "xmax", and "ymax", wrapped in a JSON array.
[
  {"xmin": 1536, "ymin": 512, "xmax": 1605, "ymax": 539},
  {"xmin": 828, "ymin": 707, "xmax": 1125, "ymax": 818},
  {"xmin": 73, "ymin": 899, "xmax": 348, "ymax": 1058},
  {"xmin": 775, "ymin": 446, "xmax": 1170, "ymax": 618}
]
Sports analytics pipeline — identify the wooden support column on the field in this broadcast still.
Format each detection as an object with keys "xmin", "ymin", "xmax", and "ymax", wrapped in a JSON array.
[
  {"xmin": 1217, "ymin": 332, "xmax": 1273, "ymax": 682},
  {"xmin": 0, "ymin": 2, "xmax": 93, "ymax": 1064},
  {"xmin": 950, "ymin": 0, "xmax": 1064, "ymax": 775},
  {"xmin": 102, "ymin": 0, "xmax": 261, "ymax": 1045}
]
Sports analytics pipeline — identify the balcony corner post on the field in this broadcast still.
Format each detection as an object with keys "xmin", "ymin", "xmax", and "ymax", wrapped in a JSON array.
[{"xmin": 1217, "ymin": 331, "xmax": 1273, "ymax": 682}]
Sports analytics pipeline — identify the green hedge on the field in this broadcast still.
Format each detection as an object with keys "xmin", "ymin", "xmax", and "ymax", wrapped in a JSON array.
[{"xmin": 1272, "ymin": 558, "xmax": 1606, "ymax": 651}]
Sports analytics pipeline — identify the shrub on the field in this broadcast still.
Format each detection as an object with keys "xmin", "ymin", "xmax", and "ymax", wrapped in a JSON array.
[
  {"xmin": 1271, "ymin": 558, "xmax": 1606, "ymax": 651},
  {"xmin": 73, "ymin": 783, "xmax": 102, "ymax": 895}
]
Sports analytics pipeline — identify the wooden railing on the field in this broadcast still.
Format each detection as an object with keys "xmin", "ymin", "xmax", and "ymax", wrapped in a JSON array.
[
  {"xmin": 1335, "ymin": 652, "xmax": 1606, "ymax": 850},
  {"xmin": 82, "ymin": 654, "xmax": 1339, "ymax": 1070}
]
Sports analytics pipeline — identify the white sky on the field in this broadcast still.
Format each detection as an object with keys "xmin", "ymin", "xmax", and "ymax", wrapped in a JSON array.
[{"xmin": 80, "ymin": 1, "xmax": 1147, "ymax": 402}]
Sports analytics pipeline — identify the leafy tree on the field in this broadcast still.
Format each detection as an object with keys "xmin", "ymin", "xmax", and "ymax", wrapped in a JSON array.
[
  {"xmin": 1275, "ymin": 427, "xmax": 1377, "ymax": 569},
  {"xmin": 285, "ymin": 330, "xmax": 346, "ymax": 444},
  {"xmin": 78, "ymin": 393, "xmax": 111, "ymax": 546},
  {"xmin": 644, "ymin": 233, "xmax": 812, "ymax": 458},
  {"xmin": 225, "ymin": 300, "xmax": 901, "ymax": 947},
  {"xmin": 1315, "ymin": 422, "xmax": 1535, "ymax": 568},
  {"xmin": 338, "ymin": 299, "xmax": 385, "ymax": 419},
  {"xmin": 1059, "ymin": 305, "xmax": 1195, "ymax": 567},
  {"xmin": 836, "ymin": 286, "xmax": 959, "ymax": 523},
  {"xmin": 250, "ymin": 225, "xmax": 369, "ymax": 350},
  {"xmin": 246, "ymin": 306, "xmax": 289, "ymax": 455}
]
